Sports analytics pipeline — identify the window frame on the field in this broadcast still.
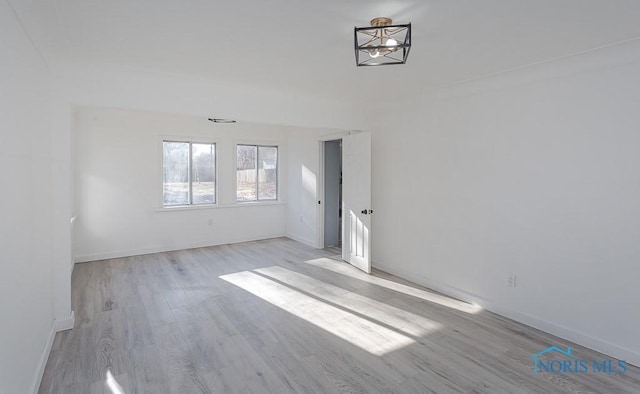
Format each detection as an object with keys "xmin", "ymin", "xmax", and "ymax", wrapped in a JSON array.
[
  {"xmin": 235, "ymin": 143, "xmax": 279, "ymax": 203},
  {"xmin": 161, "ymin": 138, "xmax": 217, "ymax": 208}
]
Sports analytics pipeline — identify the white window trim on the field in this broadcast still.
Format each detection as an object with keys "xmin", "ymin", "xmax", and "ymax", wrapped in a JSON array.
[
  {"xmin": 159, "ymin": 136, "xmax": 218, "ymax": 209},
  {"xmin": 156, "ymin": 200, "xmax": 285, "ymax": 212}
]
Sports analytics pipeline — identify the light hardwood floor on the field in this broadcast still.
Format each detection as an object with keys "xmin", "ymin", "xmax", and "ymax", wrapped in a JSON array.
[{"xmin": 40, "ymin": 238, "xmax": 639, "ymax": 393}]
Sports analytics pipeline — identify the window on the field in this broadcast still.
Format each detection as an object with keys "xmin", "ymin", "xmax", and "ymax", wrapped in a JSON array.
[
  {"xmin": 236, "ymin": 144, "xmax": 278, "ymax": 202},
  {"xmin": 163, "ymin": 141, "xmax": 216, "ymax": 206}
]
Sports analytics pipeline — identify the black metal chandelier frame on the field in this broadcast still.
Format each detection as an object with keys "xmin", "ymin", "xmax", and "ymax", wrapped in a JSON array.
[{"xmin": 354, "ymin": 21, "xmax": 411, "ymax": 67}]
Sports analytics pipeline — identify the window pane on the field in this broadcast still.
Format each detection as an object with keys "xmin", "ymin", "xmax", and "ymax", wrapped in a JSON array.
[
  {"xmin": 191, "ymin": 143, "xmax": 215, "ymax": 204},
  {"xmin": 163, "ymin": 142, "xmax": 189, "ymax": 205},
  {"xmin": 258, "ymin": 146, "xmax": 278, "ymax": 200},
  {"xmin": 237, "ymin": 145, "xmax": 257, "ymax": 201}
]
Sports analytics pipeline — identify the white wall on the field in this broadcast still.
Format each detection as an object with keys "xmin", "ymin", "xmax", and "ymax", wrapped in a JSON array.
[
  {"xmin": 286, "ymin": 131, "xmax": 322, "ymax": 247},
  {"xmin": 370, "ymin": 40, "xmax": 640, "ymax": 366},
  {"xmin": 70, "ymin": 103, "xmax": 350, "ymax": 261},
  {"xmin": 0, "ymin": 1, "xmax": 56, "ymax": 392},
  {"xmin": 286, "ymin": 130, "xmax": 355, "ymax": 249},
  {"xmin": 74, "ymin": 107, "xmax": 303, "ymax": 261},
  {"xmin": 53, "ymin": 63, "xmax": 365, "ymax": 259}
]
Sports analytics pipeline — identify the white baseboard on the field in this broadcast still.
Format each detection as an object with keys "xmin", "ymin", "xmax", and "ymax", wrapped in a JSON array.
[
  {"xmin": 30, "ymin": 321, "xmax": 56, "ymax": 394},
  {"xmin": 486, "ymin": 303, "xmax": 640, "ymax": 368},
  {"xmin": 373, "ymin": 261, "xmax": 640, "ymax": 368},
  {"xmin": 54, "ymin": 310, "xmax": 75, "ymax": 332},
  {"xmin": 285, "ymin": 233, "xmax": 319, "ymax": 249},
  {"xmin": 75, "ymin": 234, "xmax": 286, "ymax": 262},
  {"xmin": 31, "ymin": 311, "xmax": 76, "ymax": 394}
]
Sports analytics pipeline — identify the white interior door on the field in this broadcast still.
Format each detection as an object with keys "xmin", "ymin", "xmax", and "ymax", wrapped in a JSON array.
[{"xmin": 342, "ymin": 131, "xmax": 372, "ymax": 273}]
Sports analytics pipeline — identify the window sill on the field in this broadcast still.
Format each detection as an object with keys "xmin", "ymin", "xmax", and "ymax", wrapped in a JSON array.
[{"xmin": 156, "ymin": 201, "xmax": 286, "ymax": 212}]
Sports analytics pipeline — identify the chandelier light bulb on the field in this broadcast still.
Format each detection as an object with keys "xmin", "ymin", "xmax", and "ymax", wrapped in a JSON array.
[{"xmin": 385, "ymin": 38, "xmax": 398, "ymax": 47}]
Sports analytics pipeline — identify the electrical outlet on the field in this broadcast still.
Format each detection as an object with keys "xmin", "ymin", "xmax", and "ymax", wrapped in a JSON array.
[{"xmin": 508, "ymin": 274, "xmax": 517, "ymax": 288}]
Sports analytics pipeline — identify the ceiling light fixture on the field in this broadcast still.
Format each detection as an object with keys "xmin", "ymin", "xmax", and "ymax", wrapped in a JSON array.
[
  {"xmin": 208, "ymin": 118, "xmax": 236, "ymax": 123},
  {"xmin": 354, "ymin": 17, "xmax": 411, "ymax": 67}
]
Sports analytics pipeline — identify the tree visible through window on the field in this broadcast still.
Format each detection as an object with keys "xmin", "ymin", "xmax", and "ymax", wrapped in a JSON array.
[
  {"xmin": 163, "ymin": 141, "xmax": 216, "ymax": 206},
  {"xmin": 236, "ymin": 145, "xmax": 278, "ymax": 202}
]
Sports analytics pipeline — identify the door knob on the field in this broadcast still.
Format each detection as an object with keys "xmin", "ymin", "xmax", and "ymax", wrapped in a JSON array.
[
  {"xmin": 361, "ymin": 209, "xmax": 368, "ymax": 215},
  {"xmin": 368, "ymin": 209, "xmax": 373, "ymax": 214}
]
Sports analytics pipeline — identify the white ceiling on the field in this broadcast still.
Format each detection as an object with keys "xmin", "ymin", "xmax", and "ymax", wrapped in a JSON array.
[{"xmin": 12, "ymin": 0, "xmax": 640, "ymax": 101}]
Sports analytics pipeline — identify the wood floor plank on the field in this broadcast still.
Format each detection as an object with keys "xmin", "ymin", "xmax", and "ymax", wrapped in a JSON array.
[
  {"xmin": 153, "ymin": 322, "xmax": 213, "ymax": 394},
  {"xmin": 40, "ymin": 238, "xmax": 640, "ymax": 393},
  {"xmin": 125, "ymin": 345, "xmax": 170, "ymax": 394}
]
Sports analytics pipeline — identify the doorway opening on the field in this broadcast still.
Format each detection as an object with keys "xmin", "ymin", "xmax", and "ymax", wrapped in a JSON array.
[{"xmin": 323, "ymin": 139, "xmax": 342, "ymax": 251}]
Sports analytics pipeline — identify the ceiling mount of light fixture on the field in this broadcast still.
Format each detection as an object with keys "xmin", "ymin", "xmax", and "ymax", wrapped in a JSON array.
[
  {"xmin": 208, "ymin": 118, "xmax": 236, "ymax": 123},
  {"xmin": 354, "ymin": 17, "xmax": 411, "ymax": 66}
]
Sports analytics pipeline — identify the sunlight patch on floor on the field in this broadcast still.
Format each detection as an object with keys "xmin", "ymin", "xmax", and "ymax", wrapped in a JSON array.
[
  {"xmin": 304, "ymin": 258, "xmax": 483, "ymax": 314},
  {"xmin": 220, "ymin": 271, "xmax": 415, "ymax": 356},
  {"xmin": 255, "ymin": 266, "xmax": 442, "ymax": 337},
  {"xmin": 106, "ymin": 370, "xmax": 124, "ymax": 394}
]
